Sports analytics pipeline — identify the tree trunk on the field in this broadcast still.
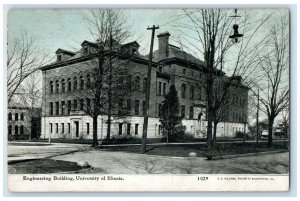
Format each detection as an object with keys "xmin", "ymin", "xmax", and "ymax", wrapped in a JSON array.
[
  {"xmin": 206, "ymin": 77, "xmax": 214, "ymax": 158},
  {"xmin": 92, "ymin": 116, "xmax": 98, "ymax": 147},
  {"xmin": 268, "ymin": 116, "xmax": 274, "ymax": 148},
  {"xmin": 212, "ymin": 121, "xmax": 218, "ymax": 145}
]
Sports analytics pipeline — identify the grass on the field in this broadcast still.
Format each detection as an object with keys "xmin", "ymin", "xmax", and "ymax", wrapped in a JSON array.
[
  {"xmin": 100, "ymin": 141, "xmax": 289, "ymax": 158},
  {"xmin": 8, "ymin": 159, "xmax": 86, "ymax": 174}
]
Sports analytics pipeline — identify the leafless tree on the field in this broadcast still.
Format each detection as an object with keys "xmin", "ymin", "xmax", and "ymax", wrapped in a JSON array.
[
  {"xmin": 170, "ymin": 9, "xmax": 271, "ymax": 155},
  {"xmin": 80, "ymin": 9, "xmax": 133, "ymax": 146},
  {"xmin": 255, "ymin": 14, "xmax": 289, "ymax": 147},
  {"xmin": 7, "ymin": 30, "xmax": 49, "ymax": 104}
]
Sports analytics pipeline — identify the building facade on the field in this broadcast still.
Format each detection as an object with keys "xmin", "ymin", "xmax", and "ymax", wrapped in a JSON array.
[
  {"xmin": 8, "ymin": 106, "xmax": 42, "ymax": 140},
  {"xmin": 40, "ymin": 32, "xmax": 248, "ymax": 140}
]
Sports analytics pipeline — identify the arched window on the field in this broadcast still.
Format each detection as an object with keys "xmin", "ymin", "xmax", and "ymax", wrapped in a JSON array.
[
  {"xmin": 20, "ymin": 113, "xmax": 24, "ymax": 121},
  {"xmin": 86, "ymin": 74, "xmax": 91, "ymax": 87},
  {"xmin": 55, "ymin": 80, "xmax": 59, "ymax": 93},
  {"xmin": 8, "ymin": 125, "xmax": 12, "ymax": 135},
  {"xmin": 181, "ymin": 84, "xmax": 186, "ymax": 99},
  {"xmin": 15, "ymin": 113, "xmax": 19, "ymax": 121},
  {"xmin": 135, "ymin": 76, "xmax": 140, "ymax": 91},
  {"xmin": 20, "ymin": 125, "xmax": 24, "ymax": 135},
  {"xmin": 80, "ymin": 76, "xmax": 84, "ymax": 90},
  {"xmin": 143, "ymin": 78, "xmax": 147, "ymax": 92},
  {"xmin": 50, "ymin": 81, "xmax": 54, "ymax": 93},
  {"xmin": 61, "ymin": 79, "xmax": 65, "ymax": 92},
  {"xmin": 68, "ymin": 78, "xmax": 72, "ymax": 91},
  {"xmin": 190, "ymin": 85, "xmax": 194, "ymax": 100},
  {"xmin": 73, "ymin": 77, "xmax": 78, "ymax": 90},
  {"xmin": 15, "ymin": 125, "xmax": 19, "ymax": 135},
  {"xmin": 8, "ymin": 112, "xmax": 12, "ymax": 121}
]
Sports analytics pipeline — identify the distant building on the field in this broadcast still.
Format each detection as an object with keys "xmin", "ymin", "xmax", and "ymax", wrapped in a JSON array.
[
  {"xmin": 8, "ymin": 106, "xmax": 42, "ymax": 140},
  {"xmin": 40, "ymin": 32, "xmax": 248, "ymax": 140}
]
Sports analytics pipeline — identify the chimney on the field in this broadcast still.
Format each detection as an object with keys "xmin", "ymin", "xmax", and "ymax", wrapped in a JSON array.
[{"xmin": 157, "ymin": 32, "xmax": 170, "ymax": 57}]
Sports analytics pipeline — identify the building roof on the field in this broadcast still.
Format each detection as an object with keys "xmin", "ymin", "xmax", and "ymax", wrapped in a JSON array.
[{"xmin": 55, "ymin": 48, "xmax": 76, "ymax": 56}]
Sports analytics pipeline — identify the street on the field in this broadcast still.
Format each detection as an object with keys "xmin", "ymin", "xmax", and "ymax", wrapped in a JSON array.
[{"xmin": 7, "ymin": 142, "xmax": 289, "ymax": 174}]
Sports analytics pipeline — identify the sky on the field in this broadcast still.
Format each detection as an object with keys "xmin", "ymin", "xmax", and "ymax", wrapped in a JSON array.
[
  {"xmin": 7, "ymin": 9, "xmax": 184, "ymax": 56},
  {"xmin": 7, "ymin": 8, "xmax": 289, "ymax": 124}
]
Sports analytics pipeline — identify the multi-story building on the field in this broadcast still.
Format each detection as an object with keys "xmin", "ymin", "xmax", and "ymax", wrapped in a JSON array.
[
  {"xmin": 8, "ymin": 106, "xmax": 42, "ymax": 140},
  {"xmin": 40, "ymin": 32, "xmax": 248, "ymax": 140}
]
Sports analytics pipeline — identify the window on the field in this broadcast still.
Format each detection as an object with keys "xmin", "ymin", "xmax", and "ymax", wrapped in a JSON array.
[
  {"xmin": 127, "ymin": 123, "xmax": 131, "ymax": 135},
  {"xmin": 189, "ymin": 106, "xmax": 194, "ymax": 119},
  {"xmin": 127, "ymin": 99, "xmax": 131, "ymax": 114},
  {"xmin": 57, "ymin": 54, "xmax": 62, "ymax": 61},
  {"xmin": 8, "ymin": 113, "xmax": 12, "ymax": 121},
  {"xmin": 135, "ymin": 124, "xmax": 139, "ymax": 135},
  {"xmin": 86, "ymin": 74, "xmax": 91, "ymax": 87},
  {"xmin": 15, "ymin": 113, "xmax": 19, "ymax": 121},
  {"xmin": 8, "ymin": 125, "xmax": 12, "ymax": 135},
  {"xmin": 86, "ymin": 98, "xmax": 90, "ymax": 110},
  {"xmin": 190, "ymin": 86, "xmax": 194, "ymax": 99},
  {"xmin": 127, "ymin": 75, "xmax": 132, "ymax": 91},
  {"xmin": 159, "ymin": 125, "xmax": 162, "ymax": 135},
  {"xmin": 183, "ymin": 68, "xmax": 186, "ymax": 75},
  {"xmin": 56, "ymin": 80, "xmax": 59, "ymax": 93},
  {"xmin": 55, "ymin": 102, "xmax": 59, "ymax": 115},
  {"xmin": 61, "ymin": 101, "xmax": 65, "ymax": 115},
  {"xmin": 86, "ymin": 123, "xmax": 90, "ymax": 134},
  {"xmin": 181, "ymin": 84, "xmax": 186, "ymax": 99},
  {"xmin": 80, "ymin": 76, "xmax": 84, "ymax": 90},
  {"xmin": 61, "ymin": 123, "xmax": 64, "ymax": 134},
  {"xmin": 159, "ymin": 66, "xmax": 162, "ymax": 72},
  {"xmin": 118, "ymin": 123, "xmax": 123, "ymax": 135},
  {"xmin": 83, "ymin": 46, "xmax": 88, "ymax": 54},
  {"xmin": 73, "ymin": 100, "xmax": 77, "ymax": 110},
  {"xmin": 68, "ymin": 78, "xmax": 72, "ymax": 91},
  {"xmin": 135, "ymin": 76, "xmax": 140, "ymax": 90},
  {"xmin": 15, "ymin": 126, "xmax": 19, "ymax": 135},
  {"xmin": 67, "ymin": 100, "xmax": 71, "ymax": 114},
  {"xmin": 73, "ymin": 77, "xmax": 78, "ymax": 91},
  {"xmin": 61, "ymin": 79, "xmax": 65, "ymax": 92},
  {"xmin": 181, "ymin": 105, "xmax": 185, "ymax": 118},
  {"xmin": 143, "ymin": 78, "xmax": 147, "ymax": 93},
  {"xmin": 118, "ymin": 99, "xmax": 124, "ymax": 115},
  {"xmin": 50, "ymin": 81, "xmax": 54, "ymax": 93},
  {"xmin": 163, "ymin": 83, "xmax": 166, "ymax": 95},
  {"xmin": 20, "ymin": 113, "xmax": 24, "ymax": 121},
  {"xmin": 158, "ymin": 82, "xmax": 162, "ymax": 95},
  {"xmin": 50, "ymin": 102, "xmax": 53, "ymax": 115},
  {"xmin": 68, "ymin": 123, "xmax": 71, "ymax": 134},
  {"xmin": 134, "ymin": 100, "xmax": 139, "ymax": 115},
  {"xmin": 56, "ymin": 123, "xmax": 58, "ymax": 133},
  {"xmin": 50, "ymin": 123, "xmax": 53, "ymax": 133},
  {"xmin": 80, "ymin": 99, "xmax": 84, "ymax": 110}
]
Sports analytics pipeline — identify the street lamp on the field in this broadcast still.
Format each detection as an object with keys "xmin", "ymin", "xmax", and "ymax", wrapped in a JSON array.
[{"xmin": 229, "ymin": 9, "xmax": 244, "ymax": 44}]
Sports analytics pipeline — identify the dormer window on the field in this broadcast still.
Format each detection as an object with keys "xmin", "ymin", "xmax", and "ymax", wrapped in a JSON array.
[
  {"xmin": 57, "ymin": 54, "xmax": 62, "ymax": 61},
  {"xmin": 132, "ymin": 48, "xmax": 137, "ymax": 55},
  {"xmin": 83, "ymin": 46, "xmax": 88, "ymax": 54},
  {"xmin": 183, "ymin": 68, "xmax": 186, "ymax": 75},
  {"xmin": 159, "ymin": 66, "xmax": 162, "ymax": 73}
]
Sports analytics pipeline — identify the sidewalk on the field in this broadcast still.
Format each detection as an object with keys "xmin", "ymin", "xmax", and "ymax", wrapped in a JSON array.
[
  {"xmin": 7, "ymin": 142, "xmax": 90, "ymax": 164},
  {"xmin": 52, "ymin": 149, "xmax": 289, "ymax": 174}
]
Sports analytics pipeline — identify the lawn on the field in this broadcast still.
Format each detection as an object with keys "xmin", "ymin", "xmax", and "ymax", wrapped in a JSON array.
[
  {"xmin": 100, "ymin": 141, "xmax": 289, "ymax": 158},
  {"xmin": 8, "ymin": 159, "xmax": 87, "ymax": 174}
]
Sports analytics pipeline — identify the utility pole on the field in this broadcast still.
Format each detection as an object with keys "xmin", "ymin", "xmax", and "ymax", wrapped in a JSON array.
[
  {"xmin": 256, "ymin": 89, "xmax": 259, "ymax": 145},
  {"xmin": 141, "ymin": 25, "xmax": 159, "ymax": 154}
]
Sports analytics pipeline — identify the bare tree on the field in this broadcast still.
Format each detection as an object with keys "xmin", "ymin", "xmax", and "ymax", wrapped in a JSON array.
[
  {"xmin": 255, "ymin": 14, "xmax": 289, "ymax": 147},
  {"xmin": 7, "ymin": 30, "xmax": 49, "ymax": 104},
  {"xmin": 172, "ymin": 9, "xmax": 271, "ymax": 155},
  {"xmin": 80, "ymin": 9, "xmax": 133, "ymax": 146}
]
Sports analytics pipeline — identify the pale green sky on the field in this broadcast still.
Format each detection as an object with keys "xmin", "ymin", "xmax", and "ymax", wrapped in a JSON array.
[{"xmin": 8, "ymin": 9, "xmax": 184, "ymax": 55}]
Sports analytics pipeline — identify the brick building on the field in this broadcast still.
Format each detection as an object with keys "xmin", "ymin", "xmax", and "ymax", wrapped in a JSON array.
[
  {"xmin": 40, "ymin": 32, "xmax": 248, "ymax": 140},
  {"xmin": 8, "ymin": 106, "xmax": 42, "ymax": 140}
]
